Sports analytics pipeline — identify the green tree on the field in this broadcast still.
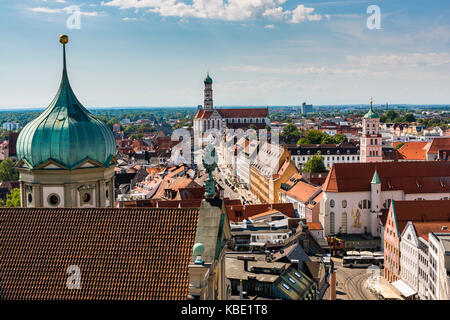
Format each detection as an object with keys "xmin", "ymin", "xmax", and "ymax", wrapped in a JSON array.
[
  {"xmin": 333, "ymin": 134, "xmax": 348, "ymax": 144},
  {"xmin": 0, "ymin": 158, "xmax": 19, "ymax": 181},
  {"xmin": 403, "ymin": 114, "xmax": 416, "ymax": 122},
  {"xmin": 282, "ymin": 124, "xmax": 301, "ymax": 144},
  {"xmin": 321, "ymin": 134, "xmax": 336, "ymax": 144},
  {"xmin": 303, "ymin": 130, "xmax": 324, "ymax": 144},
  {"xmin": 302, "ymin": 152, "xmax": 326, "ymax": 173},
  {"xmin": 5, "ymin": 188, "xmax": 20, "ymax": 207},
  {"xmin": 384, "ymin": 110, "xmax": 399, "ymax": 122}
]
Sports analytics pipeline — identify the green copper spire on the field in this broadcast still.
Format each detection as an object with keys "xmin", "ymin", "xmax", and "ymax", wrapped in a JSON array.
[
  {"xmin": 371, "ymin": 169, "xmax": 381, "ymax": 184},
  {"xmin": 16, "ymin": 35, "xmax": 116, "ymax": 170},
  {"xmin": 364, "ymin": 96, "xmax": 379, "ymax": 119},
  {"xmin": 204, "ymin": 72, "xmax": 213, "ymax": 84}
]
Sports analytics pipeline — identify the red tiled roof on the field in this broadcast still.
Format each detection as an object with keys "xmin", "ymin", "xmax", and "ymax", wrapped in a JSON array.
[
  {"xmin": 307, "ymin": 222, "xmax": 323, "ymax": 231},
  {"xmin": 281, "ymin": 180, "xmax": 319, "ymax": 203},
  {"xmin": 0, "ymin": 207, "xmax": 200, "ymax": 299},
  {"xmin": 218, "ymin": 108, "xmax": 268, "ymax": 118},
  {"xmin": 426, "ymin": 137, "xmax": 450, "ymax": 154},
  {"xmin": 226, "ymin": 203, "xmax": 296, "ymax": 222},
  {"xmin": 177, "ymin": 187, "xmax": 205, "ymax": 200},
  {"xmin": 195, "ymin": 108, "xmax": 268, "ymax": 119},
  {"xmin": 323, "ymin": 161, "xmax": 450, "ymax": 194},
  {"xmin": 121, "ymin": 199, "xmax": 202, "ymax": 208},
  {"xmin": 412, "ymin": 221, "xmax": 450, "ymax": 242},
  {"xmin": 394, "ymin": 142, "xmax": 428, "ymax": 160},
  {"xmin": 392, "ymin": 200, "xmax": 450, "ymax": 236}
]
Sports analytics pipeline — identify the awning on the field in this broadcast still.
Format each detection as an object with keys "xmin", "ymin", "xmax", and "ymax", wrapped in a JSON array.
[
  {"xmin": 391, "ymin": 280, "xmax": 417, "ymax": 298},
  {"xmin": 249, "ymin": 242, "xmax": 266, "ymax": 247}
]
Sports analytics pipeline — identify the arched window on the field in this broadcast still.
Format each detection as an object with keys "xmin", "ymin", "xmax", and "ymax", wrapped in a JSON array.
[
  {"xmin": 341, "ymin": 212, "xmax": 347, "ymax": 234},
  {"xmin": 330, "ymin": 199, "xmax": 335, "ymax": 208},
  {"xmin": 330, "ymin": 212, "xmax": 335, "ymax": 234}
]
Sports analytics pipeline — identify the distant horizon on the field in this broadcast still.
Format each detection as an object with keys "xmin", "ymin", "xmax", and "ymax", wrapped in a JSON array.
[{"xmin": 1, "ymin": 104, "xmax": 449, "ymax": 112}]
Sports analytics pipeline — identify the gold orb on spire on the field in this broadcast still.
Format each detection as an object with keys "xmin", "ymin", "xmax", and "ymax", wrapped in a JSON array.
[{"xmin": 59, "ymin": 34, "xmax": 69, "ymax": 45}]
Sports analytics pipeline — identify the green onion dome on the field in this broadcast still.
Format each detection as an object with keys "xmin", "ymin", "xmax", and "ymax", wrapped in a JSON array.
[
  {"xmin": 16, "ymin": 35, "xmax": 116, "ymax": 170},
  {"xmin": 204, "ymin": 73, "xmax": 213, "ymax": 84}
]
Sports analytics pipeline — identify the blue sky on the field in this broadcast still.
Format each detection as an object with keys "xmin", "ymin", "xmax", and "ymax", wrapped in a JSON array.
[{"xmin": 0, "ymin": 0, "xmax": 449, "ymax": 108}]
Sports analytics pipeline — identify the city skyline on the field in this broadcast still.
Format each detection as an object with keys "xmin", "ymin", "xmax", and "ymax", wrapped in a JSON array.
[{"xmin": 1, "ymin": 0, "xmax": 449, "ymax": 108}]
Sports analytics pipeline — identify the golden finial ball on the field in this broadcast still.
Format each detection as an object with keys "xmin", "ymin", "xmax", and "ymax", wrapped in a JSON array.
[{"xmin": 59, "ymin": 34, "xmax": 69, "ymax": 45}]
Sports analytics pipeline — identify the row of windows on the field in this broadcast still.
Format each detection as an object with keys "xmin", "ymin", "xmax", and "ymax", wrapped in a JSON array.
[
  {"xmin": 294, "ymin": 155, "xmax": 360, "ymax": 162},
  {"xmin": 295, "ymin": 149, "xmax": 358, "ymax": 155},
  {"xmin": 329, "ymin": 200, "xmax": 347, "ymax": 208}
]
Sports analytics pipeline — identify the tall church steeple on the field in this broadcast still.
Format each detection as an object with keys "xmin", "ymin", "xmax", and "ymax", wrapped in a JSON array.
[{"xmin": 204, "ymin": 72, "xmax": 213, "ymax": 110}]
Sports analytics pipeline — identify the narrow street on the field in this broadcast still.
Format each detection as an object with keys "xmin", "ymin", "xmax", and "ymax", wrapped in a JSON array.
[
  {"xmin": 213, "ymin": 166, "xmax": 259, "ymax": 204},
  {"xmin": 333, "ymin": 257, "xmax": 378, "ymax": 300}
]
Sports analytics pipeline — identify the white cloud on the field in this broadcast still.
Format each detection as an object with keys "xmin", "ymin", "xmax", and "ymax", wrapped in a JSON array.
[
  {"xmin": 102, "ymin": 0, "xmax": 325, "ymax": 23},
  {"xmin": 262, "ymin": 7, "xmax": 288, "ymax": 20},
  {"xmin": 122, "ymin": 17, "xmax": 138, "ymax": 20},
  {"xmin": 264, "ymin": 24, "xmax": 275, "ymax": 29},
  {"xmin": 230, "ymin": 64, "xmax": 387, "ymax": 76},
  {"xmin": 26, "ymin": 6, "xmax": 99, "ymax": 16},
  {"xmin": 27, "ymin": 7, "xmax": 62, "ymax": 13},
  {"xmin": 347, "ymin": 53, "xmax": 450, "ymax": 67},
  {"xmin": 289, "ymin": 5, "xmax": 321, "ymax": 23}
]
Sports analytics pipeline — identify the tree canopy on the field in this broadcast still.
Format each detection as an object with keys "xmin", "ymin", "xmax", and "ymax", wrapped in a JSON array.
[
  {"xmin": 281, "ymin": 124, "xmax": 301, "ymax": 144},
  {"xmin": 0, "ymin": 158, "xmax": 19, "ymax": 182},
  {"xmin": 302, "ymin": 152, "xmax": 326, "ymax": 173},
  {"xmin": 297, "ymin": 130, "xmax": 348, "ymax": 145},
  {"xmin": 2, "ymin": 188, "xmax": 20, "ymax": 207}
]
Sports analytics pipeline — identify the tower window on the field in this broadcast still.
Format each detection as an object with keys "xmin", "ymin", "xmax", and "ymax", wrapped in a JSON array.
[
  {"xmin": 82, "ymin": 193, "xmax": 91, "ymax": 203},
  {"xmin": 48, "ymin": 194, "xmax": 60, "ymax": 206},
  {"xmin": 28, "ymin": 193, "xmax": 33, "ymax": 204}
]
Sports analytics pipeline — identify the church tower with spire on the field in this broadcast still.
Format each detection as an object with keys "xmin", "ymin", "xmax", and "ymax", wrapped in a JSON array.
[
  {"xmin": 360, "ymin": 97, "xmax": 382, "ymax": 163},
  {"xmin": 15, "ymin": 35, "xmax": 117, "ymax": 208},
  {"xmin": 204, "ymin": 73, "xmax": 213, "ymax": 110}
]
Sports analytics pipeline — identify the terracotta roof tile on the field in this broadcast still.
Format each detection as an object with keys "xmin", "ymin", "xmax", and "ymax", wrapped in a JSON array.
[
  {"xmin": 307, "ymin": 222, "xmax": 323, "ymax": 231},
  {"xmin": 412, "ymin": 221, "xmax": 450, "ymax": 242},
  {"xmin": 281, "ymin": 180, "xmax": 320, "ymax": 203},
  {"xmin": 0, "ymin": 207, "xmax": 199, "ymax": 300},
  {"xmin": 394, "ymin": 142, "xmax": 428, "ymax": 160},
  {"xmin": 426, "ymin": 137, "xmax": 450, "ymax": 154}
]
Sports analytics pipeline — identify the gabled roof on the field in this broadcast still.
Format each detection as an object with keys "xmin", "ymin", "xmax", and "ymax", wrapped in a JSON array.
[
  {"xmin": 0, "ymin": 207, "xmax": 200, "ymax": 299},
  {"xmin": 323, "ymin": 161, "xmax": 450, "ymax": 194},
  {"xmin": 426, "ymin": 137, "xmax": 450, "ymax": 154},
  {"xmin": 391, "ymin": 200, "xmax": 450, "ymax": 237}
]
